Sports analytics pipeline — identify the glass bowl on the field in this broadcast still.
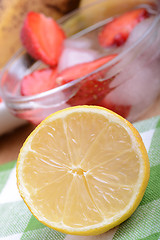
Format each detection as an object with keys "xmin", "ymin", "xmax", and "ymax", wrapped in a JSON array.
[{"xmin": 0, "ymin": 0, "xmax": 160, "ymax": 125}]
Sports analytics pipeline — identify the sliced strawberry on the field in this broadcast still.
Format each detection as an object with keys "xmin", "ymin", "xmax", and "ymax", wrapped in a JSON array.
[
  {"xmin": 68, "ymin": 73, "xmax": 115, "ymax": 106},
  {"xmin": 56, "ymin": 54, "xmax": 117, "ymax": 105},
  {"xmin": 21, "ymin": 68, "xmax": 58, "ymax": 96},
  {"xmin": 99, "ymin": 8, "xmax": 149, "ymax": 47},
  {"xmin": 56, "ymin": 54, "xmax": 117, "ymax": 85},
  {"xmin": 0, "ymin": 97, "xmax": 2, "ymax": 103},
  {"xmin": 98, "ymin": 97, "xmax": 131, "ymax": 118},
  {"xmin": 21, "ymin": 12, "xmax": 66, "ymax": 66}
]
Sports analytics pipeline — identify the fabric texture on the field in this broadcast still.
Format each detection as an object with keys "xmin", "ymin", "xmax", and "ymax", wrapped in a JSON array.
[{"xmin": 0, "ymin": 115, "xmax": 160, "ymax": 240}]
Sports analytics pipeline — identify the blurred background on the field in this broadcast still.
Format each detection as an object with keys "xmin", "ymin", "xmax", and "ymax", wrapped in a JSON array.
[{"xmin": 0, "ymin": 0, "xmax": 156, "ymax": 68}]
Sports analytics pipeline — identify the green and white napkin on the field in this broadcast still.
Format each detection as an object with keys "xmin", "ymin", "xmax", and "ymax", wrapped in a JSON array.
[{"xmin": 0, "ymin": 115, "xmax": 160, "ymax": 240}]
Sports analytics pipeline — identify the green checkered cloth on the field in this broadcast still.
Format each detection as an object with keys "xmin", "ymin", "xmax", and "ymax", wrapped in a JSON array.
[{"xmin": 0, "ymin": 115, "xmax": 160, "ymax": 240}]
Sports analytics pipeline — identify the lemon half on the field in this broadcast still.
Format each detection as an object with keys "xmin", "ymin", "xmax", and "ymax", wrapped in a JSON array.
[{"xmin": 16, "ymin": 106, "xmax": 150, "ymax": 235}]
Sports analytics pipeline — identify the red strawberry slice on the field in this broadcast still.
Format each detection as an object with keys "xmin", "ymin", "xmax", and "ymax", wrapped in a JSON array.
[
  {"xmin": 56, "ymin": 54, "xmax": 117, "ymax": 105},
  {"xmin": 56, "ymin": 54, "xmax": 117, "ymax": 85},
  {"xmin": 21, "ymin": 68, "xmax": 58, "ymax": 96},
  {"xmin": 68, "ymin": 74, "xmax": 115, "ymax": 106},
  {"xmin": 0, "ymin": 97, "xmax": 2, "ymax": 103},
  {"xmin": 98, "ymin": 97, "xmax": 131, "ymax": 118},
  {"xmin": 99, "ymin": 8, "xmax": 149, "ymax": 47},
  {"xmin": 21, "ymin": 12, "xmax": 66, "ymax": 66}
]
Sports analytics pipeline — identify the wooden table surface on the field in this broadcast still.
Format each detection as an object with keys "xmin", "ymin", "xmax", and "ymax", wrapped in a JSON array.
[{"xmin": 0, "ymin": 95, "xmax": 160, "ymax": 166}]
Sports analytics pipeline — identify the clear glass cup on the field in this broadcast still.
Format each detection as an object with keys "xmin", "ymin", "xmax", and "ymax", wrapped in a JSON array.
[{"xmin": 0, "ymin": 0, "xmax": 160, "ymax": 125}]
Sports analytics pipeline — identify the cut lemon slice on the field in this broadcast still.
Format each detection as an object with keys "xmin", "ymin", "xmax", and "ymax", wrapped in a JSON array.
[{"xmin": 16, "ymin": 106, "xmax": 150, "ymax": 235}]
